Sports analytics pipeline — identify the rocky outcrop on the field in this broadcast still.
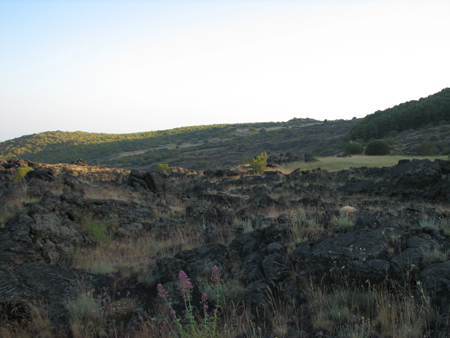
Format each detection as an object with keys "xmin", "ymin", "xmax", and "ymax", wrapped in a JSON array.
[
  {"xmin": 0, "ymin": 263, "xmax": 107, "ymax": 326},
  {"xmin": 128, "ymin": 169, "xmax": 189, "ymax": 202}
]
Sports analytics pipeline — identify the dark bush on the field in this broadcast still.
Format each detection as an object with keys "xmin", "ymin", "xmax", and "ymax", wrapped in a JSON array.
[
  {"xmin": 344, "ymin": 141, "xmax": 364, "ymax": 155},
  {"xmin": 429, "ymin": 135, "xmax": 440, "ymax": 142},
  {"xmin": 365, "ymin": 140, "xmax": 390, "ymax": 156},
  {"xmin": 417, "ymin": 142, "xmax": 439, "ymax": 156}
]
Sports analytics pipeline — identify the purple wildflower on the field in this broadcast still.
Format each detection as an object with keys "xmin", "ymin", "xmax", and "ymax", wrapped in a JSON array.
[
  {"xmin": 201, "ymin": 293, "xmax": 208, "ymax": 304},
  {"xmin": 211, "ymin": 265, "xmax": 221, "ymax": 283},
  {"xmin": 170, "ymin": 310, "xmax": 176, "ymax": 316},
  {"xmin": 178, "ymin": 270, "xmax": 190, "ymax": 285},
  {"xmin": 205, "ymin": 313, "xmax": 210, "ymax": 318},
  {"xmin": 157, "ymin": 284, "xmax": 169, "ymax": 299},
  {"xmin": 204, "ymin": 305, "xmax": 209, "ymax": 309},
  {"xmin": 178, "ymin": 271, "xmax": 193, "ymax": 297}
]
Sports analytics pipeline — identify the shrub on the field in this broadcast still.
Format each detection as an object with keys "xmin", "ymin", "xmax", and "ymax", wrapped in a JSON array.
[
  {"xmin": 251, "ymin": 152, "xmax": 269, "ymax": 172},
  {"xmin": 417, "ymin": 141, "xmax": 439, "ymax": 156},
  {"xmin": 365, "ymin": 140, "xmax": 390, "ymax": 156},
  {"xmin": 338, "ymin": 215, "xmax": 354, "ymax": 232},
  {"xmin": 155, "ymin": 163, "xmax": 170, "ymax": 172},
  {"xmin": 344, "ymin": 141, "xmax": 364, "ymax": 155},
  {"xmin": 13, "ymin": 166, "xmax": 33, "ymax": 182},
  {"xmin": 429, "ymin": 135, "xmax": 440, "ymax": 142},
  {"xmin": 439, "ymin": 125, "xmax": 450, "ymax": 133}
]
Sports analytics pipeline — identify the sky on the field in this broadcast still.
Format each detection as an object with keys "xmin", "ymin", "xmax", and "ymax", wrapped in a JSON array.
[{"xmin": 0, "ymin": 0, "xmax": 449, "ymax": 142}]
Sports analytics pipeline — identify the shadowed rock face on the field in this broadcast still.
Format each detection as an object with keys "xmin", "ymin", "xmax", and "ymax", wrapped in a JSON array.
[
  {"xmin": 0, "ymin": 263, "xmax": 108, "ymax": 326},
  {"xmin": 1, "ymin": 158, "xmax": 450, "ymax": 336}
]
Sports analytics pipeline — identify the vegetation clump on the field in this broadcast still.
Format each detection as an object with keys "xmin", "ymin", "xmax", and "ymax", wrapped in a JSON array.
[
  {"xmin": 251, "ymin": 152, "xmax": 269, "ymax": 172},
  {"xmin": 155, "ymin": 163, "xmax": 170, "ymax": 172},
  {"xmin": 417, "ymin": 141, "xmax": 439, "ymax": 156},
  {"xmin": 364, "ymin": 140, "xmax": 390, "ymax": 156},
  {"xmin": 344, "ymin": 141, "xmax": 364, "ymax": 155},
  {"xmin": 13, "ymin": 166, "xmax": 33, "ymax": 182}
]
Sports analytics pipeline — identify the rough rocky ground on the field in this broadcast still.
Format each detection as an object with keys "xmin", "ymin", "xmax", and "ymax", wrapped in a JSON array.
[{"xmin": 1, "ymin": 157, "xmax": 450, "ymax": 337}]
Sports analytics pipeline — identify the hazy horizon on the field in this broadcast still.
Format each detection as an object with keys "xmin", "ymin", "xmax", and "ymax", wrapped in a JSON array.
[{"xmin": 1, "ymin": 0, "xmax": 449, "ymax": 142}]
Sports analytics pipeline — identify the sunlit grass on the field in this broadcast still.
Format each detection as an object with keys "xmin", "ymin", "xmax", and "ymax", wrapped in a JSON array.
[{"xmin": 278, "ymin": 155, "xmax": 448, "ymax": 173}]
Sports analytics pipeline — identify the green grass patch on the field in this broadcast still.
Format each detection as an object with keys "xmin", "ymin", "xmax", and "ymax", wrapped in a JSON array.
[{"xmin": 282, "ymin": 155, "xmax": 448, "ymax": 173}]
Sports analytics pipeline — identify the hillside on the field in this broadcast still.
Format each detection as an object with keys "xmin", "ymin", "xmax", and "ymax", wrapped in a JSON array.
[
  {"xmin": 0, "ymin": 118, "xmax": 356, "ymax": 169},
  {"xmin": 349, "ymin": 87, "xmax": 450, "ymax": 141}
]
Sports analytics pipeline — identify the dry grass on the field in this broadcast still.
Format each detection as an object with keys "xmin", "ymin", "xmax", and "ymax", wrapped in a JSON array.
[
  {"xmin": 307, "ymin": 280, "xmax": 436, "ymax": 337},
  {"xmin": 0, "ymin": 184, "xmax": 41, "ymax": 226},
  {"xmin": 73, "ymin": 226, "xmax": 203, "ymax": 283},
  {"xmin": 0, "ymin": 301, "xmax": 53, "ymax": 338}
]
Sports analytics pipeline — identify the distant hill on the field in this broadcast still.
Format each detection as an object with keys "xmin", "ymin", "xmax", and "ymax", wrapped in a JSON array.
[
  {"xmin": 3, "ymin": 118, "xmax": 354, "ymax": 169},
  {"xmin": 2, "ymin": 88, "xmax": 450, "ymax": 170},
  {"xmin": 349, "ymin": 88, "xmax": 450, "ymax": 141}
]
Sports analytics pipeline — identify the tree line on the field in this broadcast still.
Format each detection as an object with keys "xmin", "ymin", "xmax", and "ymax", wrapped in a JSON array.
[{"xmin": 349, "ymin": 88, "xmax": 450, "ymax": 141}]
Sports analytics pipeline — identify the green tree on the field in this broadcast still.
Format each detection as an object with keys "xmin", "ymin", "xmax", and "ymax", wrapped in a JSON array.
[
  {"xmin": 251, "ymin": 152, "xmax": 269, "ymax": 172},
  {"xmin": 344, "ymin": 141, "xmax": 364, "ymax": 155},
  {"xmin": 365, "ymin": 140, "xmax": 390, "ymax": 156}
]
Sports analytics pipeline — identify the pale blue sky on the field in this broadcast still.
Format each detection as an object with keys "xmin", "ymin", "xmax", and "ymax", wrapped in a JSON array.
[{"xmin": 1, "ymin": 0, "xmax": 449, "ymax": 142}]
